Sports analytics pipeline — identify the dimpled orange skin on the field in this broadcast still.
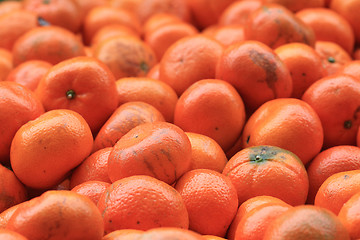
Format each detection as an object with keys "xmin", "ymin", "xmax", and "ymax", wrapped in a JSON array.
[
  {"xmin": 338, "ymin": 192, "xmax": 360, "ymax": 239},
  {"xmin": 215, "ymin": 40, "xmax": 293, "ymax": 113},
  {"xmin": 0, "ymin": 81, "xmax": 44, "ymax": 164},
  {"xmin": 6, "ymin": 190, "xmax": 104, "ymax": 240},
  {"xmin": 93, "ymin": 101, "xmax": 165, "ymax": 152},
  {"xmin": 92, "ymin": 36, "xmax": 157, "ymax": 80},
  {"xmin": 263, "ymin": 205, "xmax": 350, "ymax": 240},
  {"xmin": 159, "ymin": 35, "xmax": 224, "ymax": 96},
  {"xmin": 241, "ymin": 98, "xmax": 324, "ymax": 165},
  {"xmin": 227, "ymin": 196, "xmax": 290, "ymax": 240},
  {"xmin": 116, "ymin": 77, "xmax": 178, "ymax": 123},
  {"xmin": 302, "ymin": 74, "xmax": 360, "ymax": 149},
  {"xmin": 295, "ymin": 8, "xmax": 355, "ymax": 54},
  {"xmin": 244, "ymin": 4, "xmax": 316, "ymax": 49},
  {"xmin": 5, "ymin": 60, "xmax": 53, "ymax": 92},
  {"xmin": 315, "ymin": 170, "xmax": 360, "ymax": 215},
  {"xmin": 71, "ymin": 180, "xmax": 110, "ymax": 205},
  {"xmin": 12, "ymin": 26, "xmax": 86, "ymax": 67},
  {"xmin": 174, "ymin": 169, "xmax": 238, "ymax": 237},
  {"xmin": 0, "ymin": 164, "xmax": 27, "ymax": 214},
  {"xmin": 185, "ymin": 132, "xmax": 228, "ymax": 173},
  {"xmin": 107, "ymin": 121, "xmax": 192, "ymax": 185},
  {"xmin": 234, "ymin": 203, "xmax": 292, "ymax": 240},
  {"xmin": 0, "ymin": 10, "xmax": 38, "ymax": 51},
  {"xmin": 22, "ymin": 0, "xmax": 82, "ymax": 33},
  {"xmin": 306, "ymin": 146, "xmax": 360, "ymax": 204},
  {"xmin": 69, "ymin": 147, "xmax": 112, "ymax": 188},
  {"xmin": 35, "ymin": 56, "xmax": 118, "ymax": 134},
  {"xmin": 330, "ymin": 0, "xmax": 360, "ymax": 44},
  {"xmin": 10, "ymin": 109, "xmax": 93, "ymax": 189},
  {"xmin": 174, "ymin": 79, "xmax": 246, "ymax": 152},
  {"xmin": 274, "ymin": 42, "xmax": 326, "ymax": 99},
  {"xmin": 222, "ymin": 145, "xmax": 309, "ymax": 206},
  {"xmin": 97, "ymin": 175, "xmax": 189, "ymax": 234}
]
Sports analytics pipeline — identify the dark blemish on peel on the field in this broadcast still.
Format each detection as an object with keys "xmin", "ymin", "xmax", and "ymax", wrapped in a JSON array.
[
  {"xmin": 344, "ymin": 120, "xmax": 352, "ymax": 129},
  {"xmin": 249, "ymin": 49, "xmax": 278, "ymax": 97}
]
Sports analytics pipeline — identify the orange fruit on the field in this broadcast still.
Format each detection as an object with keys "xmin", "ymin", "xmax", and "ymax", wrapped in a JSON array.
[
  {"xmin": 338, "ymin": 191, "xmax": 360, "ymax": 240},
  {"xmin": 314, "ymin": 40, "xmax": 352, "ymax": 76},
  {"xmin": 109, "ymin": 0, "xmax": 142, "ymax": 12},
  {"xmin": 102, "ymin": 229, "xmax": 144, "ymax": 240},
  {"xmin": 72, "ymin": 0, "xmax": 108, "ymax": 22},
  {"xmin": 93, "ymin": 36, "xmax": 157, "ymax": 79},
  {"xmin": 146, "ymin": 63, "xmax": 160, "ymax": 80},
  {"xmin": 353, "ymin": 47, "xmax": 360, "ymax": 60},
  {"xmin": 201, "ymin": 25, "xmax": 221, "ymax": 38},
  {"xmin": 115, "ymin": 77, "xmax": 178, "ymax": 123},
  {"xmin": 53, "ymin": 178, "xmax": 71, "ymax": 191},
  {"xmin": 215, "ymin": 40, "xmax": 292, "ymax": 113},
  {"xmin": 0, "ymin": 10, "xmax": 38, "ymax": 51},
  {"xmin": 12, "ymin": 26, "xmax": 86, "ymax": 67},
  {"xmin": 330, "ymin": 0, "xmax": 360, "ymax": 44},
  {"xmin": 302, "ymin": 74, "xmax": 360, "ymax": 148},
  {"xmin": 185, "ymin": 132, "xmax": 228, "ymax": 173},
  {"xmin": 0, "ymin": 1, "xmax": 22, "ymax": 17},
  {"xmin": 6, "ymin": 190, "xmax": 104, "ymax": 240},
  {"xmin": 227, "ymin": 195, "xmax": 290, "ymax": 240},
  {"xmin": 141, "ymin": 227, "xmax": 204, "ymax": 240},
  {"xmin": 0, "ymin": 48, "xmax": 12, "ymax": 82},
  {"xmin": 241, "ymin": 98, "xmax": 324, "ymax": 165},
  {"xmin": 0, "ymin": 81, "xmax": 44, "ymax": 165},
  {"xmin": 69, "ymin": 147, "xmax": 112, "ymax": 188},
  {"xmin": 83, "ymin": 6, "xmax": 141, "ymax": 45},
  {"xmin": 159, "ymin": 34, "xmax": 224, "ymax": 96},
  {"xmin": 0, "ymin": 229, "xmax": 28, "ymax": 240},
  {"xmin": 262, "ymin": 0, "xmax": 325, "ymax": 12},
  {"xmin": 175, "ymin": 169, "xmax": 238, "ymax": 237},
  {"xmin": 136, "ymin": 0, "xmax": 191, "ymax": 24},
  {"xmin": 93, "ymin": 101, "xmax": 165, "ymax": 152},
  {"xmin": 174, "ymin": 79, "xmax": 246, "ymax": 151},
  {"xmin": 233, "ymin": 202, "xmax": 292, "ymax": 240},
  {"xmin": 0, "ymin": 203, "xmax": 25, "ymax": 228},
  {"xmin": 91, "ymin": 24, "xmax": 140, "ymax": 46},
  {"xmin": 71, "ymin": 180, "xmax": 110, "ymax": 205},
  {"xmin": 142, "ymin": 13, "xmax": 182, "ymax": 36},
  {"xmin": 144, "ymin": 21, "xmax": 198, "ymax": 60},
  {"xmin": 97, "ymin": 175, "xmax": 189, "ymax": 234},
  {"xmin": 107, "ymin": 122, "xmax": 192, "ymax": 185},
  {"xmin": 203, "ymin": 235, "xmax": 226, "ymax": 240},
  {"xmin": 222, "ymin": 145, "xmax": 309, "ymax": 206},
  {"xmin": 357, "ymin": 127, "xmax": 360, "ymax": 147},
  {"xmin": 307, "ymin": 146, "xmax": 360, "ymax": 204},
  {"xmin": 5, "ymin": 60, "xmax": 52, "ymax": 92},
  {"xmin": 274, "ymin": 42, "xmax": 326, "ymax": 98},
  {"xmin": 22, "ymin": 0, "xmax": 82, "ymax": 33},
  {"xmin": 10, "ymin": 109, "xmax": 93, "ymax": 189},
  {"xmin": 185, "ymin": 0, "xmax": 235, "ymax": 29},
  {"xmin": 0, "ymin": 164, "xmax": 27, "ymax": 214},
  {"xmin": 315, "ymin": 170, "xmax": 360, "ymax": 215},
  {"xmin": 263, "ymin": 205, "xmax": 350, "ymax": 240},
  {"xmin": 208, "ymin": 25, "xmax": 245, "ymax": 48},
  {"xmin": 218, "ymin": 0, "xmax": 262, "ymax": 26},
  {"xmin": 337, "ymin": 60, "xmax": 360, "ymax": 80},
  {"xmin": 244, "ymin": 4, "xmax": 316, "ymax": 49},
  {"xmin": 35, "ymin": 56, "xmax": 118, "ymax": 134},
  {"xmin": 296, "ymin": 8, "xmax": 355, "ymax": 54}
]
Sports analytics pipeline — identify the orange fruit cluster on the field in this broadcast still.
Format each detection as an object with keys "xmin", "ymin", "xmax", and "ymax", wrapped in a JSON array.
[{"xmin": 1, "ymin": 0, "xmax": 360, "ymax": 239}]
